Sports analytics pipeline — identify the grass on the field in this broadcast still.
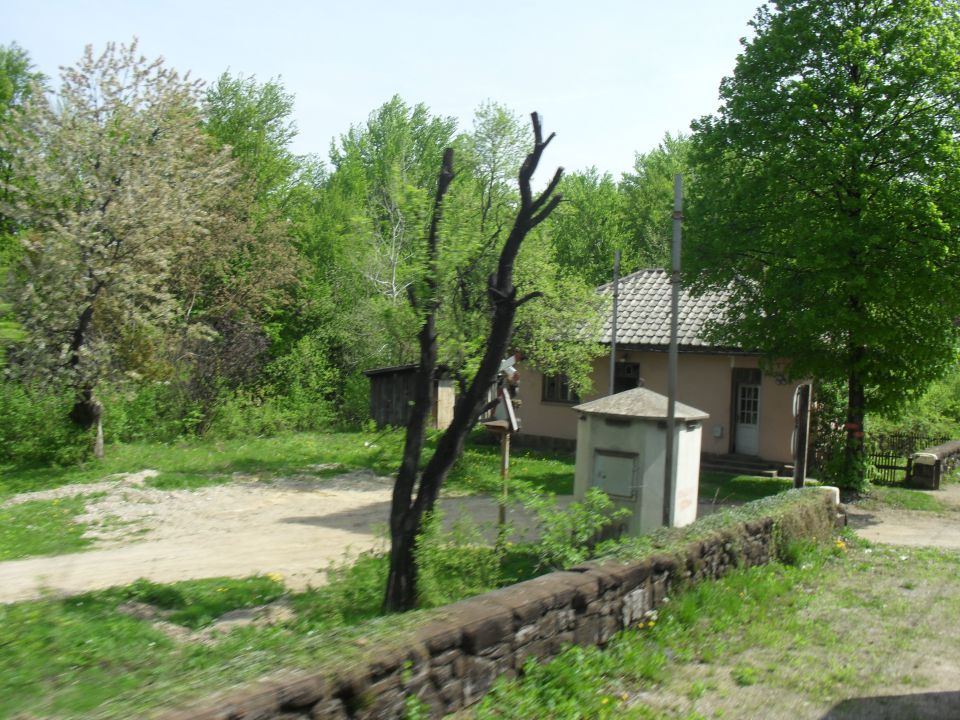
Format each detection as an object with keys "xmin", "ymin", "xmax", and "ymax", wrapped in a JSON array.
[
  {"xmin": 698, "ymin": 471, "xmax": 792, "ymax": 503},
  {"xmin": 860, "ymin": 484, "xmax": 950, "ymax": 512},
  {"xmin": 0, "ymin": 429, "xmax": 575, "ymax": 500},
  {"xmin": 0, "ymin": 574, "xmax": 422, "ymax": 719},
  {"xmin": 0, "ymin": 538, "xmax": 545, "ymax": 719},
  {"xmin": 475, "ymin": 537, "xmax": 960, "ymax": 719},
  {"xmin": 0, "ymin": 497, "xmax": 92, "ymax": 560}
]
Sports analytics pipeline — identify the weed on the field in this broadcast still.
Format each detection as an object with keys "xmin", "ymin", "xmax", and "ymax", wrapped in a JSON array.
[
  {"xmin": 731, "ymin": 664, "xmax": 758, "ymax": 686},
  {"xmin": 860, "ymin": 485, "xmax": 948, "ymax": 512}
]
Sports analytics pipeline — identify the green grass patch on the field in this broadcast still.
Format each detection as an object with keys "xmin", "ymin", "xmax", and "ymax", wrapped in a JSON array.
[
  {"xmin": 0, "ymin": 539, "xmax": 543, "ymax": 719},
  {"xmin": 0, "ymin": 497, "xmax": 91, "ymax": 560},
  {"xmin": 477, "ymin": 538, "xmax": 960, "ymax": 719},
  {"xmin": 0, "ymin": 429, "xmax": 575, "ymax": 500},
  {"xmin": 450, "ymin": 442, "xmax": 575, "ymax": 495},
  {"xmin": 91, "ymin": 576, "xmax": 287, "ymax": 629},
  {"xmin": 698, "ymin": 471, "xmax": 792, "ymax": 503},
  {"xmin": 862, "ymin": 485, "xmax": 948, "ymax": 512}
]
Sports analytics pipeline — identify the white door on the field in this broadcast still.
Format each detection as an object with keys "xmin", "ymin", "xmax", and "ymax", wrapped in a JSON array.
[{"xmin": 735, "ymin": 383, "xmax": 760, "ymax": 456}]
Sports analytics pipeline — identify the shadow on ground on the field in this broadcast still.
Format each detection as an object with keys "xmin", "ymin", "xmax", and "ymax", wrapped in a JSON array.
[{"xmin": 823, "ymin": 690, "xmax": 960, "ymax": 719}]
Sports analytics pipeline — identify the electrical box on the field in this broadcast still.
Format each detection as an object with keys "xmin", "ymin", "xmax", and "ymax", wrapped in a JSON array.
[{"xmin": 573, "ymin": 387, "xmax": 708, "ymax": 535}]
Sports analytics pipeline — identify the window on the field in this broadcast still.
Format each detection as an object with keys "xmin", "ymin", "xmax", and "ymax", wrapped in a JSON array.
[
  {"xmin": 542, "ymin": 373, "xmax": 579, "ymax": 403},
  {"xmin": 613, "ymin": 362, "xmax": 641, "ymax": 394}
]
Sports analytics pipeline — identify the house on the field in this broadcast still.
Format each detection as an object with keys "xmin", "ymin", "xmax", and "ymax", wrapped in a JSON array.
[{"xmin": 516, "ymin": 269, "xmax": 804, "ymax": 470}]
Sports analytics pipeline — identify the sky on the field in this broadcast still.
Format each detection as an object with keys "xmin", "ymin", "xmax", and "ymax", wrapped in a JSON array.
[{"xmin": 4, "ymin": 0, "xmax": 763, "ymax": 178}]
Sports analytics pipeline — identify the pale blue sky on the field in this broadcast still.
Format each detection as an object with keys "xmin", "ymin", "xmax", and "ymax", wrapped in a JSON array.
[{"xmin": 5, "ymin": 0, "xmax": 763, "ymax": 177}]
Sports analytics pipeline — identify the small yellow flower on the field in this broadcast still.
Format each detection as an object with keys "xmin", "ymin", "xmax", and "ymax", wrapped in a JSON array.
[
  {"xmin": 267, "ymin": 572, "xmax": 284, "ymax": 583},
  {"xmin": 601, "ymin": 697, "xmax": 609, "ymax": 705}
]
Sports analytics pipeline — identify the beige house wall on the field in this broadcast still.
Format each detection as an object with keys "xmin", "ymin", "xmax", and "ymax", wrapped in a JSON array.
[{"xmin": 517, "ymin": 351, "xmax": 801, "ymax": 465}]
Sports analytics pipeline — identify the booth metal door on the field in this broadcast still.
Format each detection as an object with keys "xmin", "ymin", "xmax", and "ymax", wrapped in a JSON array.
[{"xmin": 735, "ymin": 383, "xmax": 760, "ymax": 455}]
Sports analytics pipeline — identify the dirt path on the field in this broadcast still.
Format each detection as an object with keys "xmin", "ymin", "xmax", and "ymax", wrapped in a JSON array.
[
  {"xmin": 847, "ymin": 481, "xmax": 960, "ymax": 548},
  {"xmin": 0, "ymin": 471, "xmax": 563, "ymax": 604}
]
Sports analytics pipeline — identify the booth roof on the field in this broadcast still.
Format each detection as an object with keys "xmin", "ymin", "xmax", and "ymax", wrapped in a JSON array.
[{"xmin": 573, "ymin": 387, "xmax": 709, "ymax": 421}]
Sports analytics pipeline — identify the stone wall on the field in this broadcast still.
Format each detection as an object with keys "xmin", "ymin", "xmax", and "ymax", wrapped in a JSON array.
[
  {"xmin": 912, "ymin": 440, "xmax": 960, "ymax": 489},
  {"xmin": 159, "ymin": 489, "xmax": 839, "ymax": 720}
]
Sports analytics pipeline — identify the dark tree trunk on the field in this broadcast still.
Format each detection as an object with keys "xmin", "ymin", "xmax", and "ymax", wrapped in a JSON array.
[
  {"xmin": 383, "ymin": 114, "xmax": 563, "ymax": 612},
  {"xmin": 70, "ymin": 386, "xmax": 104, "ymax": 458},
  {"xmin": 383, "ymin": 148, "xmax": 454, "ymax": 610},
  {"xmin": 845, "ymin": 357, "xmax": 866, "ymax": 487},
  {"xmin": 66, "ymin": 293, "xmax": 105, "ymax": 457}
]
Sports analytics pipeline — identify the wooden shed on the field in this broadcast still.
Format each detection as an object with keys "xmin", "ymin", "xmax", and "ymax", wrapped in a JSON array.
[{"xmin": 363, "ymin": 364, "xmax": 455, "ymax": 430}]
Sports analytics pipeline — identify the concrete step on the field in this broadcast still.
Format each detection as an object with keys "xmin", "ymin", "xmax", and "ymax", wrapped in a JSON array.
[{"xmin": 701, "ymin": 455, "xmax": 783, "ymax": 478}]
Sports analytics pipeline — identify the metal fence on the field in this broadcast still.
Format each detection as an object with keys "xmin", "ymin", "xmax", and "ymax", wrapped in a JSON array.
[{"xmin": 865, "ymin": 432, "xmax": 949, "ymax": 484}]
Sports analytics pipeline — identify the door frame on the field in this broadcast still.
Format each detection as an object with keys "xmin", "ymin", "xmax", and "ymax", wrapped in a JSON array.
[{"xmin": 729, "ymin": 367, "xmax": 762, "ymax": 455}]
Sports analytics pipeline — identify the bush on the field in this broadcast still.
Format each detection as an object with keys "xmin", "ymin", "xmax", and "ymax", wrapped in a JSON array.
[
  {"xmin": 0, "ymin": 382, "xmax": 90, "ymax": 465},
  {"xmin": 415, "ymin": 511, "xmax": 505, "ymax": 607},
  {"xmin": 520, "ymin": 488, "xmax": 630, "ymax": 571},
  {"xmin": 100, "ymin": 382, "xmax": 198, "ymax": 444},
  {"xmin": 337, "ymin": 372, "xmax": 370, "ymax": 428}
]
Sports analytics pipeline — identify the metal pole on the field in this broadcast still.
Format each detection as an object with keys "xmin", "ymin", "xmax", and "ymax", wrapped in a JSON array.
[
  {"xmin": 609, "ymin": 249, "xmax": 621, "ymax": 396},
  {"xmin": 663, "ymin": 174, "xmax": 682, "ymax": 526},
  {"xmin": 793, "ymin": 384, "xmax": 811, "ymax": 489},
  {"xmin": 499, "ymin": 431, "xmax": 510, "ymax": 528}
]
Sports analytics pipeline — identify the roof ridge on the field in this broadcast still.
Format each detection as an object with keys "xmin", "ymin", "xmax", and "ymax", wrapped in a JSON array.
[{"xmin": 595, "ymin": 267, "xmax": 666, "ymax": 291}]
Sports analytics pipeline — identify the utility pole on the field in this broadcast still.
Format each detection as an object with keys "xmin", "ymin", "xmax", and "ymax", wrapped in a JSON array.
[
  {"xmin": 663, "ymin": 174, "xmax": 682, "ymax": 526},
  {"xmin": 609, "ymin": 249, "xmax": 621, "ymax": 396}
]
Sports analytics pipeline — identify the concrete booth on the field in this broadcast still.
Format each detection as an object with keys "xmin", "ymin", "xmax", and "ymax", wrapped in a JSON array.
[{"xmin": 573, "ymin": 387, "xmax": 708, "ymax": 536}]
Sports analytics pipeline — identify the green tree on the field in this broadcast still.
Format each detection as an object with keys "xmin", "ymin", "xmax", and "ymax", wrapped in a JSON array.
[
  {"xmin": 205, "ymin": 72, "xmax": 299, "ymax": 209},
  {"xmin": 548, "ymin": 168, "xmax": 629, "ymax": 287},
  {"xmin": 1, "ymin": 41, "xmax": 236, "ymax": 456},
  {"xmin": 621, "ymin": 132, "xmax": 691, "ymax": 269},
  {"xmin": 332, "ymin": 95, "xmax": 457, "ymax": 307},
  {"xmin": 0, "ymin": 43, "xmax": 44, "ymax": 362},
  {"xmin": 687, "ymin": 0, "xmax": 960, "ymax": 488}
]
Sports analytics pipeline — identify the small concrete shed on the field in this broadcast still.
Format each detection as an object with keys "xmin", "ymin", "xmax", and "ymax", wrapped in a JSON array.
[{"xmin": 573, "ymin": 387, "xmax": 708, "ymax": 535}]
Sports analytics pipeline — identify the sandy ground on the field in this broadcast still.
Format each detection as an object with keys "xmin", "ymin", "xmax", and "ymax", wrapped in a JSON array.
[
  {"xmin": 0, "ymin": 470, "xmax": 571, "ymax": 603},
  {"xmin": 2, "ymin": 469, "xmax": 958, "ymax": 606},
  {"xmin": 846, "ymin": 480, "xmax": 960, "ymax": 547}
]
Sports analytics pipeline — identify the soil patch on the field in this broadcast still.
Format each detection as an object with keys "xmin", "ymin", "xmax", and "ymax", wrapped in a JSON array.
[{"xmin": 0, "ymin": 469, "xmax": 565, "ymax": 603}]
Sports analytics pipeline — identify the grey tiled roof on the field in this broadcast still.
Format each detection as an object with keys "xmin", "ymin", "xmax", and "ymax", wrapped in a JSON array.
[
  {"xmin": 573, "ymin": 387, "xmax": 709, "ymax": 421},
  {"xmin": 598, "ymin": 269, "xmax": 730, "ymax": 349}
]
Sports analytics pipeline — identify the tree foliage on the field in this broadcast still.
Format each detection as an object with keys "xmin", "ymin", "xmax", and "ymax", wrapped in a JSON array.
[
  {"xmin": 1, "ymin": 42, "xmax": 243, "ymax": 453},
  {"xmin": 687, "ymin": 0, "xmax": 960, "ymax": 486},
  {"xmin": 621, "ymin": 132, "xmax": 690, "ymax": 270},
  {"xmin": 549, "ymin": 168, "xmax": 628, "ymax": 287},
  {"xmin": 205, "ymin": 72, "xmax": 300, "ymax": 209}
]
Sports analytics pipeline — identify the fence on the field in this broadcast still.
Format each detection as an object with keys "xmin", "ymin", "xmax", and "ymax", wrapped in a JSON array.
[
  {"xmin": 813, "ymin": 430, "xmax": 950, "ymax": 484},
  {"xmin": 866, "ymin": 432, "xmax": 949, "ymax": 484}
]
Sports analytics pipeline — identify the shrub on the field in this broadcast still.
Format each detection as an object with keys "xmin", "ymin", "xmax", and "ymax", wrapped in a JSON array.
[
  {"xmin": 0, "ymin": 382, "xmax": 90, "ymax": 465},
  {"xmin": 520, "ymin": 487, "xmax": 631, "ymax": 571},
  {"xmin": 415, "ymin": 510, "xmax": 504, "ymax": 607}
]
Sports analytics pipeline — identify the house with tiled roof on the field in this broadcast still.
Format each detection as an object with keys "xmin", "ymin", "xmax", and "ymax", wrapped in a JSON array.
[{"xmin": 516, "ymin": 269, "xmax": 803, "ymax": 469}]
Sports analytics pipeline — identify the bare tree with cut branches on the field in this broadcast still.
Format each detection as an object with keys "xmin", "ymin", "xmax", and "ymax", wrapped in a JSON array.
[{"xmin": 384, "ymin": 112, "xmax": 562, "ymax": 612}]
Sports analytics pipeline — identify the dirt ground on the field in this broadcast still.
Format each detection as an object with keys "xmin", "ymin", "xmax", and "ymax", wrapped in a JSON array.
[
  {"xmin": 846, "ymin": 480, "xmax": 960, "ymax": 547},
  {"xmin": 3, "ymin": 471, "xmax": 959, "ymax": 608},
  {"xmin": 0, "ymin": 469, "xmax": 569, "ymax": 603}
]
